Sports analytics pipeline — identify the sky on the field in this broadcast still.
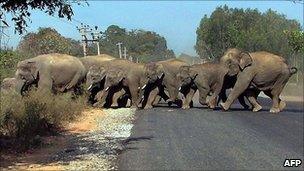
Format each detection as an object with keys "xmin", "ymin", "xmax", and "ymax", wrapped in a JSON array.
[{"xmin": 3, "ymin": 1, "xmax": 304, "ymax": 56}]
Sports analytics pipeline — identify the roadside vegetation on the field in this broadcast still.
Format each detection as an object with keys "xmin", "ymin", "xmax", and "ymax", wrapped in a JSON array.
[{"xmin": 0, "ymin": 90, "xmax": 87, "ymax": 151}]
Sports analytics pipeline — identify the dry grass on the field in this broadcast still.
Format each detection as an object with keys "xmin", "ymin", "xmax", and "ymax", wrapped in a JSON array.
[{"xmin": 0, "ymin": 90, "xmax": 87, "ymax": 151}]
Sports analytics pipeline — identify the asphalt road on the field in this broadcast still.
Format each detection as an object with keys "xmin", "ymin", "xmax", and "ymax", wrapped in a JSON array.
[{"xmin": 118, "ymin": 97, "xmax": 304, "ymax": 170}]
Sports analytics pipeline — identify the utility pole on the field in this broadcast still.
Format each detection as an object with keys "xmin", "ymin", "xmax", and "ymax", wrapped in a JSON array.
[
  {"xmin": 77, "ymin": 23, "xmax": 91, "ymax": 57},
  {"xmin": 116, "ymin": 42, "xmax": 123, "ymax": 58},
  {"xmin": 91, "ymin": 26, "xmax": 102, "ymax": 55},
  {"xmin": 123, "ymin": 46, "xmax": 127, "ymax": 59}
]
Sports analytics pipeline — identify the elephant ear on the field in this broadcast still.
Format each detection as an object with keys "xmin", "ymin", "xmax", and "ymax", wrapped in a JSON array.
[
  {"xmin": 189, "ymin": 68, "xmax": 198, "ymax": 80},
  {"xmin": 27, "ymin": 61, "xmax": 39, "ymax": 79},
  {"xmin": 239, "ymin": 52, "xmax": 252, "ymax": 70},
  {"xmin": 156, "ymin": 63, "xmax": 165, "ymax": 76},
  {"xmin": 116, "ymin": 69, "xmax": 126, "ymax": 83},
  {"xmin": 98, "ymin": 66, "xmax": 107, "ymax": 79}
]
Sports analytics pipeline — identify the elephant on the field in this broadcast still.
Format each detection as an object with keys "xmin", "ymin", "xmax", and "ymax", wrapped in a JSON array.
[
  {"xmin": 15, "ymin": 53, "xmax": 86, "ymax": 95},
  {"xmin": 140, "ymin": 80, "xmax": 170, "ymax": 109},
  {"xmin": 219, "ymin": 48, "xmax": 297, "ymax": 113},
  {"xmin": 100, "ymin": 66, "xmax": 165, "ymax": 109},
  {"xmin": 80, "ymin": 54, "xmax": 115, "ymax": 103},
  {"xmin": 86, "ymin": 63, "xmax": 127, "ymax": 107},
  {"xmin": 96, "ymin": 68, "xmax": 131, "ymax": 108},
  {"xmin": 94, "ymin": 59, "xmax": 166, "ymax": 109},
  {"xmin": 141, "ymin": 59, "xmax": 189, "ymax": 107},
  {"xmin": 95, "ymin": 59, "xmax": 146, "ymax": 108},
  {"xmin": 177, "ymin": 63, "xmax": 260, "ymax": 109},
  {"xmin": 1, "ymin": 77, "xmax": 25, "ymax": 95}
]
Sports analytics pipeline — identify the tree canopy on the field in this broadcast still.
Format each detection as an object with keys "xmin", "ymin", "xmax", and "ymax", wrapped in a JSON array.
[
  {"xmin": 90, "ymin": 25, "xmax": 175, "ymax": 62},
  {"xmin": 0, "ymin": 0, "xmax": 84, "ymax": 34},
  {"xmin": 17, "ymin": 27, "xmax": 82, "ymax": 57},
  {"xmin": 195, "ymin": 5, "xmax": 302, "ymax": 61}
]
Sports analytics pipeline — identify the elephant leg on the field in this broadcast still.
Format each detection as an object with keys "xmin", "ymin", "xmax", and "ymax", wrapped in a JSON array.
[
  {"xmin": 238, "ymin": 93, "xmax": 250, "ymax": 110},
  {"xmin": 197, "ymin": 86, "xmax": 210, "ymax": 107},
  {"xmin": 65, "ymin": 71, "xmax": 83, "ymax": 90},
  {"xmin": 37, "ymin": 75, "xmax": 53, "ymax": 94},
  {"xmin": 245, "ymin": 89, "xmax": 262, "ymax": 112},
  {"xmin": 208, "ymin": 83, "xmax": 223, "ymax": 109},
  {"xmin": 129, "ymin": 84, "xmax": 139, "ymax": 109},
  {"xmin": 112, "ymin": 89, "xmax": 126, "ymax": 107},
  {"xmin": 182, "ymin": 88, "xmax": 196, "ymax": 109},
  {"xmin": 264, "ymin": 86, "xmax": 287, "ymax": 113},
  {"xmin": 220, "ymin": 72, "xmax": 253, "ymax": 111},
  {"xmin": 94, "ymin": 90, "xmax": 108, "ymax": 108},
  {"xmin": 144, "ymin": 88, "xmax": 159, "ymax": 109},
  {"xmin": 153, "ymin": 95, "xmax": 161, "ymax": 105},
  {"xmin": 166, "ymin": 84, "xmax": 178, "ymax": 102}
]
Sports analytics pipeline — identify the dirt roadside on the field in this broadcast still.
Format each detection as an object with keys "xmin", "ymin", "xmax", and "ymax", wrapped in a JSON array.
[{"xmin": 0, "ymin": 108, "xmax": 136, "ymax": 170}]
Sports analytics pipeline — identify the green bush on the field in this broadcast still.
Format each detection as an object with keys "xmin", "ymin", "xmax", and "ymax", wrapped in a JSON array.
[
  {"xmin": 0, "ymin": 90, "xmax": 87, "ymax": 150},
  {"xmin": 0, "ymin": 50, "xmax": 28, "ymax": 82}
]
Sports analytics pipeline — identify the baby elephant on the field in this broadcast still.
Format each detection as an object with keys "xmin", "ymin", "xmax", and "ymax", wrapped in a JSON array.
[{"xmin": 177, "ymin": 63, "xmax": 260, "ymax": 110}]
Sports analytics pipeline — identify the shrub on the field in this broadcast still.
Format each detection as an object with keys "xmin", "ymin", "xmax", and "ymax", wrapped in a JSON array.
[{"xmin": 0, "ymin": 90, "xmax": 87, "ymax": 151}]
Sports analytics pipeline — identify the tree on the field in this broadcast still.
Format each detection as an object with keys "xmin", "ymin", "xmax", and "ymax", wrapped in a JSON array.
[
  {"xmin": 17, "ymin": 27, "xmax": 82, "ymax": 57},
  {"xmin": 95, "ymin": 25, "xmax": 175, "ymax": 62},
  {"xmin": 0, "ymin": 50, "xmax": 26, "ymax": 81},
  {"xmin": 195, "ymin": 5, "xmax": 302, "ymax": 61},
  {"xmin": 284, "ymin": 30, "xmax": 304, "ymax": 72},
  {"xmin": 285, "ymin": 30, "xmax": 304, "ymax": 54},
  {"xmin": 0, "ymin": 0, "xmax": 85, "ymax": 34}
]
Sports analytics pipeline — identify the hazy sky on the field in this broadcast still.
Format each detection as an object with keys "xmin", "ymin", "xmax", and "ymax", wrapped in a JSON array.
[{"xmin": 4, "ymin": 1, "xmax": 304, "ymax": 56}]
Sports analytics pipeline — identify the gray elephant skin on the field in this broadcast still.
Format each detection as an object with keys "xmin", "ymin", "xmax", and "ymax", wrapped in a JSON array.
[
  {"xmin": 1, "ymin": 77, "xmax": 25, "ymax": 95},
  {"xmin": 80, "ymin": 54, "xmax": 115, "ymax": 103},
  {"xmin": 15, "ymin": 53, "xmax": 86, "ymax": 94},
  {"xmin": 177, "ymin": 63, "xmax": 260, "ymax": 109},
  {"xmin": 95, "ymin": 59, "xmax": 147, "ymax": 108},
  {"xmin": 142, "ymin": 59, "xmax": 189, "ymax": 107},
  {"xmin": 219, "ymin": 48, "xmax": 297, "ymax": 113}
]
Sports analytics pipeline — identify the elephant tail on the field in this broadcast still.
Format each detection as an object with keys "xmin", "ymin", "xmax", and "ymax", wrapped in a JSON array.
[{"xmin": 290, "ymin": 67, "xmax": 298, "ymax": 75}]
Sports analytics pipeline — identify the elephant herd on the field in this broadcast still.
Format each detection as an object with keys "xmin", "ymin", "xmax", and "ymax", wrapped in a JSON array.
[{"xmin": 1, "ymin": 48, "xmax": 297, "ymax": 113}]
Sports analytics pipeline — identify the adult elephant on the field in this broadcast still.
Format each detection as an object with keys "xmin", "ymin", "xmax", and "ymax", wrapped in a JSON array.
[
  {"xmin": 142, "ymin": 59, "xmax": 189, "ymax": 107},
  {"xmin": 80, "ymin": 54, "xmax": 115, "ymax": 103},
  {"xmin": 95, "ymin": 59, "xmax": 146, "ymax": 108},
  {"xmin": 219, "ymin": 48, "xmax": 297, "ymax": 113},
  {"xmin": 15, "ymin": 53, "xmax": 86, "ymax": 94},
  {"xmin": 177, "ymin": 63, "xmax": 259, "ymax": 109},
  {"xmin": 1, "ymin": 77, "xmax": 25, "ymax": 95},
  {"xmin": 86, "ymin": 65, "xmax": 130, "ymax": 108}
]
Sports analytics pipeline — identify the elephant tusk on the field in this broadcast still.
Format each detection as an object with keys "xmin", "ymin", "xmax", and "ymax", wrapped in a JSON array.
[
  {"xmin": 141, "ymin": 84, "xmax": 146, "ymax": 90},
  {"xmin": 178, "ymin": 87, "xmax": 182, "ymax": 91},
  {"xmin": 105, "ymin": 87, "xmax": 109, "ymax": 91},
  {"xmin": 87, "ymin": 84, "xmax": 93, "ymax": 91}
]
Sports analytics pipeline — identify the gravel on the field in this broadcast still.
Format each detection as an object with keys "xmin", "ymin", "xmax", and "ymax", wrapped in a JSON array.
[{"xmin": 52, "ymin": 108, "xmax": 136, "ymax": 170}]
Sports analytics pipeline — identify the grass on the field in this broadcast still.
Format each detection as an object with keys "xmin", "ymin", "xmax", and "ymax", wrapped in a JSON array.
[{"xmin": 0, "ymin": 90, "xmax": 87, "ymax": 151}]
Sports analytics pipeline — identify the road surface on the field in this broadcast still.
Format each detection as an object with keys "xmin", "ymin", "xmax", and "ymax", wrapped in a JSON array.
[{"xmin": 118, "ymin": 97, "xmax": 304, "ymax": 170}]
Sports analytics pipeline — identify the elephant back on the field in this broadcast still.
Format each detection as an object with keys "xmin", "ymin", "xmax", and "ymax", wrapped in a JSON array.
[
  {"xmin": 158, "ymin": 58, "xmax": 189, "ymax": 76},
  {"xmin": 80, "ymin": 54, "xmax": 115, "ymax": 72}
]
